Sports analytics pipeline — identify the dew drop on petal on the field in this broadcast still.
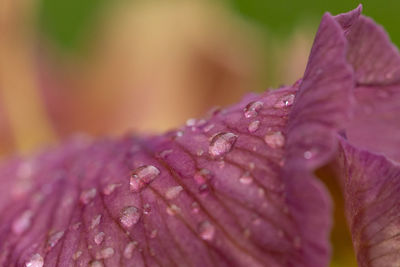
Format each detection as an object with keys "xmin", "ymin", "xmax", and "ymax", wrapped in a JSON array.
[
  {"xmin": 198, "ymin": 184, "xmax": 210, "ymax": 194},
  {"xmin": 196, "ymin": 149, "xmax": 204, "ymax": 156},
  {"xmin": 239, "ymin": 172, "xmax": 253, "ymax": 185},
  {"xmin": 186, "ymin": 118, "xmax": 196, "ymax": 127},
  {"xmin": 89, "ymin": 260, "xmax": 104, "ymax": 267},
  {"xmin": 96, "ymin": 247, "xmax": 114, "ymax": 259},
  {"xmin": 165, "ymin": 186, "xmax": 183, "ymax": 199},
  {"xmin": 244, "ymin": 101, "xmax": 263, "ymax": 118},
  {"xmin": 47, "ymin": 231, "xmax": 64, "ymax": 250},
  {"xmin": 143, "ymin": 203, "xmax": 151, "ymax": 215},
  {"xmin": 264, "ymin": 131, "xmax": 285, "ymax": 149},
  {"xmin": 174, "ymin": 130, "xmax": 184, "ymax": 139},
  {"xmin": 80, "ymin": 188, "xmax": 97, "ymax": 204},
  {"xmin": 71, "ymin": 222, "xmax": 81, "ymax": 230},
  {"xmin": 159, "ymin": 149, "xmax": 173, "ymax": 159},
  {"xmin": 123, "ymin": 241, "xmax": 138, "ymax": 259},
  {"xmin": 72, "ymin": 251, "xmax": 82, "ymax": 260},
  {"xmin": 274, "ymin": 94, "xmax": 295, "ymax": 108},
  {"xmin": 130, "ymin": 165, "xmax": 160, "ymax": 193},
  {"xmin": 90, "ymin": 214, "xmax": 102, "ymax": 229},
  {"xmin": 191, "ymin": 202, "xmax": 200, "ymax": 213},
  {"xmin": 248, "ymin": 120, "xmax": 260, "ymax": 133},
  {"xmin": 12, "ymin": 210, "xmax": 33, "ymax": 234},
  {"xmin": 25, "ymin": 253, "xmax": 43, "ymax": 267},
  {"xmin": 150, "ymin": 229, "xmax": 158, "ymax": 239},
  {"xmin": 166, "ymin": 204, "xmax": 181, "ymax": 216},
  {"xmin": 209, "ymin": 132, "xmax": 238, "ymax": 158},
  {"xmin": 203, "ymin": 123, "xmax": 215, "ymax": 133},
  {"xmin": 120, "ymin": 206, "xmax": 141, "ymax": 228},
  {"xmin": 198, "ymin": 221, "xmax": 215, "ymax": 241},
  {"xmin": 94, "ymin": 232, "xmax": 105, "ymax": 245},
  {"xmin": 194, "ymin": 169, "xmax": 211, "ymax": 185},
  {"xmin": 102, "ymin": 183, "xmax": 121, "ymax": 195}
]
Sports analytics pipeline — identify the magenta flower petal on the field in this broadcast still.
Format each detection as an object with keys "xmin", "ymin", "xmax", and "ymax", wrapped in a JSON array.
[
  {"xmin": 338, "ymin": 140, "xmax": 400, "ymax": 266},
  {"xmin": 0, "ymin": 80, "xmax": 333, "ymax": 266},
  {"xmin": 324, "ymin": 5, "xmax": 400, "ymax": 267}
]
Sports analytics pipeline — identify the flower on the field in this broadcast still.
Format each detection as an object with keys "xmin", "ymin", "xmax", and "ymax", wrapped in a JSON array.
[{"xmin": 0, "ymin": 4, "xmax": 399, "ymax": 267}]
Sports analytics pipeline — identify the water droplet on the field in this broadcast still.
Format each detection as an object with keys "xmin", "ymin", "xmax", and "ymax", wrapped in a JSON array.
[
  {"xmin": 102, "ymin": 183, "xmax": 121, "ymax": 195},
  {"xmin": 120, "ymin": 206, "xmax": 141, "ymax": 228},
  {"xmin": 248, "ymin": 120, "xmax": 260, "ymax": 133},
  {"xmin": 89, "ymin": 260, "xmax": 104, "ymax": 267},
  {"xmin": 130, "ymin": 165, "xmax": 160, "ymax": 193},
  {"xmin": 90, "ymin": 214, "xmax": 102, "ymax": 229},
  {"xmin": 198, "ymin": 184, "xmax": 210, "ymax": 194},
  {"xmin": 208, "ymin": 106, "xmax": 222, "ymax": 117},
  {"xmin": 194, "ymin": 169, "xmax": 211, "ymax": 185},
  {"xmin": 25, "ymin": 253, "xmax": 43, "ymax": 267},
  {"xmin": 165, "ymin": 186, "xmax": 183, "ymax": 199},
  {"xmin": 80, "ymin": 188, "xmax": 97, "ymax": 204},
  {"xmin": 12, "ymin": 210, "xmax": 33, "ymax": 234},
  {"xmin": 174, "ymin": 130, "xmax": 184, "ymax": 139},
  {"xmin": 72, "ymin": 250, "xmax": 82, "ymax": 260},
  {"xmin": 186, "ymin": 118, "xmax": 197, "ymax": 127},
  {"xmin": 71, "ymin": 222, "xmax": 81, "ymax": 230},
  {"xmin": 159, "ymin": 149, "xmax": 173, "ymax": 159},
  {"xmin": 166, "ymin": 204, "xmax": 181, "ymax": 216},
  {"xmin": 248, "ymin": 162, "xmax": 255, "ymax": 170},
  {"xmin": 303, "ymin": 147, "xmax": 320, "ymax": 160},
  {"xmin": 96, "ymin": 247, "xmax": 114, "ymax": 259},
  {"xmin": 47, "ymin": 231, "xmax": 64, "ymax": 250},
  {"xmin": 209, "ymin": 132, "xmax": 238, "ymax": 158},
  {"xmin": 143, "ymin": 203, "xmax": 151, "ymax": 215},
  {"xmin": 304, "ymin": 151, "xmax": 313, "ymax": 159},
  {"xmin": 150, "ymin": 229, "xmax": 158, "ymax": 239},
  {"xmin": 244, "ymin": 101, "xmax": 263, "ymax": 118},
  {"xmin": 239, "ymin": 172, "xmax": 253, "ymax": 185},
  {"xmin": 94, "ymin": 232, "xmax": 105, "ymax": 245},
  {"xmin": 191, "ymin": 202, "xmax": 200, "ymax": 213},
  {"xmin": 274, "ymin": 94, "xmax": 295, "ymax": 108},
  {"xmin": 203, "ymin": 123, "xmax": 215, "ymax": 133},
  {"xmin": 264, "ymin": 131, "xmax": 285, "ymax": 149},
  {"xmin": 123, "ymin": 241, "xmax": 138, "ymax": 259},
  {"xmin": 198, "ymin": 221, "xmax": 215, "ymax": 241}
]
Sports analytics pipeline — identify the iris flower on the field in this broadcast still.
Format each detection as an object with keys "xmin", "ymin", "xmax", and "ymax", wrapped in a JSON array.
[{"xmin": 0, "ymin": 5, "xmax": 399, "ymax": 267}]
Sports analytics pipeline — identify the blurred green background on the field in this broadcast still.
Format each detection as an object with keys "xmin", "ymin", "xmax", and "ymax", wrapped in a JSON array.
[{"xmin": 39, "ymin": 0, "xmax": 400, "ymax": 52}]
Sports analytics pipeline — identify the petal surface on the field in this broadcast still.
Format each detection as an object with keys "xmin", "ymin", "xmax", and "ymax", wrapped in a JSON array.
[
  {"xmin": 327, "ymin": 5, "xmax": 400, "ymax": 267},
  {"xmin": 0, "ymin": 81, "xmax": 331, "ymax": 266}
]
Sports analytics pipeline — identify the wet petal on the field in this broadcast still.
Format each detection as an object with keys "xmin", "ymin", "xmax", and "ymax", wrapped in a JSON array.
[{"xmin": 0, "ymin": 79, "xmax": 331, "ymax": 266}]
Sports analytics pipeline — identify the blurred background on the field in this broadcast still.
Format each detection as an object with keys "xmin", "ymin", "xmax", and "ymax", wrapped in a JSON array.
[{"xmin": 1, "ymin": 0, "xmax": 398, "ymax": 266}]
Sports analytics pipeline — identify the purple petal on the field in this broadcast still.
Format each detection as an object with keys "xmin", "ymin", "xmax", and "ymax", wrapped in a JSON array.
[
  {"xmin": 337, "ymin": 140, "xmax": 400, "ymax": 266},
  {"xmin": 0, "ymin": 83, "xmax": 331, "ymax": 266},
  {"xmin": 325, "ymin": 5, "xmax": 400, "ymax": 266}
]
